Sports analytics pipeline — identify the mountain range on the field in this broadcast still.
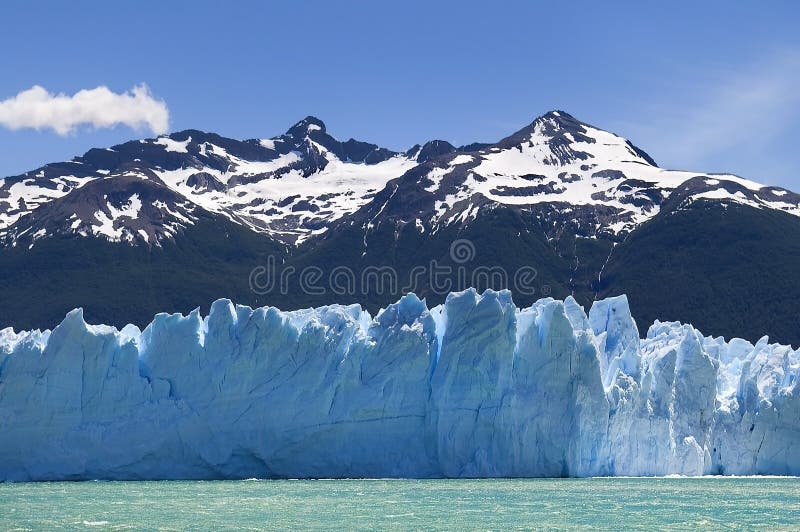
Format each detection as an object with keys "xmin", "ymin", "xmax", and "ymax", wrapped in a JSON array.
[{"xmin": 1, "ymin": 110, "xmax": 799, "ymax": 345}]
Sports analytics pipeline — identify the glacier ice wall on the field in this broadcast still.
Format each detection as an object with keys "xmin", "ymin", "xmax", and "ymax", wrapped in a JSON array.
[{"xmin": 0, "ymin": 290, "xmax": 798, "ymax": 481}]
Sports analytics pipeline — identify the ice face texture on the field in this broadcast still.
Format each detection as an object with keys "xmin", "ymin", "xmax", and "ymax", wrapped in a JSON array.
[{"xmin": 0, "ymin": 290, "xmax": 798, "ymax": 480}]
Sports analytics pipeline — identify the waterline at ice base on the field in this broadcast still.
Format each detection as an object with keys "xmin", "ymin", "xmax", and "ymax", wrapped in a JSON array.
[{"xmin": 0, "ymin": 289, "xmax": 798, "ymax": 481}]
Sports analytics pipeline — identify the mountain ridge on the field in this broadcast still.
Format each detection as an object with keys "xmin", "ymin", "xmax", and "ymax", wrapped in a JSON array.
[
  {"xmin": 2, "ymin": 110, "xmax": 800, "ymax": 345},
  {"xmin": 3, "ymin": 110, "xmax": 798, "ymax": 249}
]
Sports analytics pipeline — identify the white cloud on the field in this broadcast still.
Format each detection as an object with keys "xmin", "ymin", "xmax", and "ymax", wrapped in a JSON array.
[
  {"xmin": 0, "ymin": 84, "xmax": 169, "ymax": 135},
  {"xmin": 613, "ymin": 49, "xmax": 800, "ymax": 177}
]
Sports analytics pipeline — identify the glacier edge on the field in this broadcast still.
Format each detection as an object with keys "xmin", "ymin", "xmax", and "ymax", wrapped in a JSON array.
[{"xmin": 0, "ymin": 289, "xmax": 798, "ymax": 481}]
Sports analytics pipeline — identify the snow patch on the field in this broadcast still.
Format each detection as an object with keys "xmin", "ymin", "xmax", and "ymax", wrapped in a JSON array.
[{"xmin": 156, "ymin": 136, "xmax": 191, "ymax": 153}]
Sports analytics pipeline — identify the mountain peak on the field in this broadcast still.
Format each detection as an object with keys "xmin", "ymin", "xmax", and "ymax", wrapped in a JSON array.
[
  {"xmin": 286, "ymin": 116, "xmax": 326, "ymax": 137},
  {"xmin": 489, "ymin": 110, "xmax": 659, "ymax": 167},
  {"xmin": 539, "ymin": 109, "xmax": 578, "ymax": 121},
  {"xmin": 533, "ymin": 109, "xmax": 586, "ymax": 132},
  {"xmin": 406, "ymin": 139, "xmax": 457, "ymax": 163}
]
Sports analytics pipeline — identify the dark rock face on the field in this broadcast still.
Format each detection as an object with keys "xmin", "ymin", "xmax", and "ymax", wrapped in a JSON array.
[
  {"xmin": 491, "ymin": 184, "xmax": 565, "ymax": 196},
  {"xmin": 592, "ymin": 169, "xmax": 627, "ymax": 180},
  {"xmin": 187, "ymin": 172, "xmax": 226, "ymax": 192},
  {"xmin": 407, "ymin": 140, "xmax": 457, "ymax": 163}
]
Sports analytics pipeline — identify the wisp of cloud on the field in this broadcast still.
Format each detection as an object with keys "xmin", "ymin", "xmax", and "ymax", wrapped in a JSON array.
[
  {"xmin": 613, "ymin": 48, "xmax": 800, "ymax": 185},
  {"xmin": 0, "ymin": 84, "xmax": 169, "ymax": 135}
]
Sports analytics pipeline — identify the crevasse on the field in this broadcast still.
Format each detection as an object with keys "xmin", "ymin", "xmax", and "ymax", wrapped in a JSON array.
[{"xmin": 0, "ymin": 290, "xmax": 798, "ymax": 481}]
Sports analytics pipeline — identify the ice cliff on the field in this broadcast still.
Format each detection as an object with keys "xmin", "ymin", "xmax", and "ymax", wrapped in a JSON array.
[{"xmin": 0, "ymin": 290, "xmax": 798, "ymax": 481}]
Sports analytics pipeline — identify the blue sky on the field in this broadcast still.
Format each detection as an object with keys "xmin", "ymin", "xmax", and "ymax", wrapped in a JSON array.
[{"xmin": 1, "ymin": 1, "xmax": 799, "ymax": 188}]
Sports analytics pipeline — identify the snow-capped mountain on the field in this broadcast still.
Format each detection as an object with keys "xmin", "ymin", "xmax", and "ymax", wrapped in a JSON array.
[
  {"xmin": 1, "ymin": 172, "xmax": 203, "ymax": 247},
  {"xmin": 344, "ymin": 111, "xmax": 800, "ymax": 242},
  {"xmin": 0, "ymin": 116, "xmax": 418, "ymax": 246},
  {"xmin": 3, "ymin": 110, "xmax": 798, "ymax": 249},
  {"xmin": 3, "ymin": 110, "xmax": 800, "ymax": 347}
]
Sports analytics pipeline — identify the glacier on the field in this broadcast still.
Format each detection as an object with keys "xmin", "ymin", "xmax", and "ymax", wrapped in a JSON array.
[{"xmin": 0, "ymin": 289, "xmax": 798, "ymax": 481}]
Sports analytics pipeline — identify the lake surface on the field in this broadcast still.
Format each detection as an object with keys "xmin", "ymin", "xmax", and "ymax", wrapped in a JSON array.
[{"xmin": 1, "ymin": 478, "xmax": 799, "ymax": 530}]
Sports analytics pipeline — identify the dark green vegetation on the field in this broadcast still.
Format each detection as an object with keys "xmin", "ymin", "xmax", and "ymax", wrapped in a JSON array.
[
  {"xmin": 599, "ymin": 201, "xmax": 800, "ymax": 346},
  {"xmin": 0, "ymin": 219, "xmax": 285, "ymax": 331},
  {"xmin": 283, "ymin": 206, "xmax": 582, "ymax": 311},
  {"xmin": 1, "ymin": 200, "xmax": 798, "ymax": 347}
]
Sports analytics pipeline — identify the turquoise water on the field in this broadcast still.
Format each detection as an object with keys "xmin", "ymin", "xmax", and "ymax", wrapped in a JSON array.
[{"xmin": 1, "ymin": 478, "xmax": 799, "ymax": 530}]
